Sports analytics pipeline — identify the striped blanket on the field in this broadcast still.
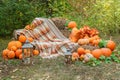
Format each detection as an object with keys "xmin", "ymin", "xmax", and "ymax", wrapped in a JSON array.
[{"xmin": 14, "ymin": 18, "xmax": 78, "ymax": 58}]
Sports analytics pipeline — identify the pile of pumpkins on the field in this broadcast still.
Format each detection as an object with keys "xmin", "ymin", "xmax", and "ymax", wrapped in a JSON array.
[
  {"xmin": 67, "ymin": 21, "xmax": 116, "ymax": 62},
  {"xmin": 2, "ymin": 34, "xmax": 39, "ymax": 60}
]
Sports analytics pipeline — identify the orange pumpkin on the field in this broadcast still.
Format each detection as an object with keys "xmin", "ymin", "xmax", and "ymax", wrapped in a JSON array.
[
  {"xmin": 79, "ymin": 54, "xmax": 84, "ymax": 60},
  {"xmin": 19, "ymin": 54, "xmax": 22, "ymax": 59},
  {"xmin": 78, "ymin": 39, "xmax": 89, "ymax": 45},
  {"xmin": 68, "ymin": 21, "xmax": 77, "ymax": 29},
  {"xmin": 85, "ymin": 49, "xmax": 91, "ymax": 53},
  {"xmin": 8, "ymin": 41, "xmax": 16, "ymax": 50},
  {"xmin": 92, "ymin": 49, "xmax": 102, "ymax": 59},
  {"xmin": 28, "ymin": 37, "xmax": 33, "ymax": 42},
  {"xmin": 2, "ymin": 49, "xmax": 10, "ymax": 59},
  {"xmin": 89, "ymin": 37, "xmax": 95, "ymax": 43},
  {"xmin": 7, "ymin": 51, "xmax": 15, "ymax": 59},
  {"xmin": 15, "ymin": 49, "xmax": 22, "ymax": 58},
  {"xmin": 11, "ymin": 46, "xmax": 17, "ymax": 51},
  {"xmin": 77, "ymin": 47, "xmax": 85, "ymax": 55},
  {"xmin": 92, "ymin": 40, "xmax": 99, "ymax": 46},
  {"xmin": 15, "ymin": 41, "xmax": 22, "ymax": 49},
  {"xmin": 101, "ymin": 48, "xmax": 112, "ymax": 57},
  {"xmin": 18, "ymin": 35, "xmax": 27, "ymax": 43},
  {"xmin": 72, "ymin": 52, "xmax": 79, "ymax": 59},
  {"xmin": 33, "ymin": 50, "xmax": 39, "ymax": 55},
  {"xmin": 106, "ymin": 40, "xmax": 116, "ymax": 51}
]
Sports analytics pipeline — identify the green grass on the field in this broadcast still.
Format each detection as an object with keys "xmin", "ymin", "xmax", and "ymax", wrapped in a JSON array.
[{"xmin": 0, "ymin": 34, "xmax": 120, "ymax": 80}]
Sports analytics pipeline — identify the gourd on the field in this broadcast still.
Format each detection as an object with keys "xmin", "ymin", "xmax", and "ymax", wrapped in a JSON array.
[
  {"xmin": 15, "ymin": 49, "xmax": 22, "ymax": 58},
  {"xmin": 68, "ymin": 21, "xmax": 77, "ymax": 29},
  {"xmin": 77, "ymin": 47, "xmax": 85, "ymax": 55},
  {"xmin": 92, "ymin": 49, "xmax": 102, "ymax": 59},
  {"xmin": 2, "ymin": 49, "xmax": 10, "ymax": 59},
  {"xmin": 33, "ymin": 50, "xmax": 39, "ymax": 55},
  {"xmin": 18, "ymin": 35, "xmax": 27, "ymax": 43},
  {"xmin": 7, "ymin": 51, "xmax": 15, "ymax": 59},
  {"xmin": 106, "ymin": 40, "xmax": 116, "ymax": 51},
  {"xmin": 101, "ymin": 48, "xmax": 112, "ymax": 57},
  {"xmin": 78, "ymin": 39, "xmax": 89, "ymax": 45}
]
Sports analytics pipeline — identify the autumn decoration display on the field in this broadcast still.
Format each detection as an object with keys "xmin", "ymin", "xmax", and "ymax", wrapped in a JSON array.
[
  {"xmin": 1, "ymin": 20, "xmax": 118, "ymax": 66},
  {"xmin": 70, "ymin": 25, "xmax": 117, "ymax": 64},
  {"xmin": 2, "ymin": 34, "xmax": 40, "ymax": 61}
]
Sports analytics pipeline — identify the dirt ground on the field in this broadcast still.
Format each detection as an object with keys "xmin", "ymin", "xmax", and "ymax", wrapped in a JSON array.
[{"xmin": 0, "ymin": 30, "xmax": 120, "ymax": 80}]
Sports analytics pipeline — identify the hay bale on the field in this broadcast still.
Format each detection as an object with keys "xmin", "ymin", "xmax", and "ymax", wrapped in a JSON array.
[
  {"xmin": 50, "ymin": 17, "xmax": 67, "ymax": 30},
  {"xmin": 50, "ymin": 17, "xmax": 70, "ymax": 37}
]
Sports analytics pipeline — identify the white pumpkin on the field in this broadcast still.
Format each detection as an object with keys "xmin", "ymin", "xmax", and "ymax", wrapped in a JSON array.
[{"xmin": 83, "ymin": 53, "xmax": 93, "ymax": 63}]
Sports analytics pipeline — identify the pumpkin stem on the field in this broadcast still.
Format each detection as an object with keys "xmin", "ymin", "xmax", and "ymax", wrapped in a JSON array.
[{"xmin": 110, "ymin": 36, "xmax": 112, "ymax": 40}]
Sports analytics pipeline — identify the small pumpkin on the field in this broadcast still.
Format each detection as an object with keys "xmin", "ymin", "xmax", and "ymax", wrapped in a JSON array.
[
  {"xmin": 15, "ymin": 41, "xmax": 22, "ymax": 49},
  {"xmin": 92, "ymin": 40, "xmax": 99, "ymax": 46},
  {"xmin": 92, "ymin": 49, "xmax": 102, "ymax": 59},
  {"xmin": 101, "ymin": 48, "xmax": 112, "ymax": 57},
  {"xmin": 11, "ymin": 46, "xmax": 17, "ymax": 51},
  {"xmin": 28, "ymin": 37, "xmax": 34, "ymax": 42},
  {"xmin": 33, "ymin": 50, "xmax": 39, "ymax": 55},
  {"xmin": 18, "ymin": 35, "xmax": 27, "ymax": 43},
  {"xmin": 8, "ymin": 41, "xmax": 16, "ymax": 50},
  {"xmin": 89, "ymin": 37, "xmax": 95, "ymax": 43},
  {"xmin": 78, "ymin": 39, "xmax": 89, "ymax": 45},
  {"xmin": 68, "ymin": 21, "xmax": 77, "ymax": 29},
  {"xmin": 106, "ymin": 40, "xmax": 116, "ymax": 51},
  {"xmin": 19, "ymin": 54, "xmax": 22, "ymax": 59},
  {"xmin": 85, "ymin": 49, "xmax": 91, "ymax": 53},
  {"xmin": 7, "ymin": 51, "xmax": 15, "ymax": 59},
  {"xmin": 2, "ymin": 49, "xmax": 10, "ymax": 59},
  {"xmin": 77, "ymin": 47, "xmax": 85, "ymax": 55},
  {"xmin": 15, "ymin": 49, "xmax": 22, "ymax": 58},
  {"xmin": 79, "ymin": 54, "xmax": 84, "ymax": 60},
  {"xmin": 72, "ymin": 52, "xmax": 79, "ymax": 59},
  {"xmin": 83, "ymin": 53, "xmax": 94, "ymax": 63}
]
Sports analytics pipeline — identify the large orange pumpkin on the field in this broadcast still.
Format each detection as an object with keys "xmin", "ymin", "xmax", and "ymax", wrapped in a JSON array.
[
  {"xmin": 15, "ymin": 41, "xmax": 22, "ymax": 49},
  {"xmin": 106, "ymin": 40, "xmax": 116, "ymax": 51},
  {"xmin": 18, "ymin": 35, "xmax": 27, "ymax": 43},
  {"xmin": 7, "ymin": 51, "xmax": 15, "ymax": 59},
  {"xmin": 11, "ymin": 46, "xmax": 17, "ymax": 51},
  {"xmin": 15, "ymin": 49, "xmax": 22, "ymax": 58},
  {"xmin": 77, "ymin": 47, "xmax": 85, "ymax": 55},
  {"xmin": 92, "ymin": 49, "xmax": 102, "ymax": 59},
  {"xmin": 8, "ymin": 41, "xmax": 16, "ymax": 50},
  {"xmin": 101, "ymin": 48, "xmax": 112, "ymax": 57},
  {"xmin": 68, "ymin": 21, "xmax": 77, "ymax": 29}
]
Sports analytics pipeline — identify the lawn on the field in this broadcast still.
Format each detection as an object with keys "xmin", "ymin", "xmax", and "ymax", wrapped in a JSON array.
[{"xmin": 0, "ymin": 34, "xmax": 120, "ymax": 80}]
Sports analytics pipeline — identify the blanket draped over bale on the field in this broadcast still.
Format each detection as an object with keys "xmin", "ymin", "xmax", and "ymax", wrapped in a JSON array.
[{"xmin": 14, "ymin": 18, "xmax": 78, "ymax": 58}]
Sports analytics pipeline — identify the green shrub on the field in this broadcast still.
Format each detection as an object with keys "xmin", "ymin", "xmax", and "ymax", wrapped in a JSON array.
[
  {"xmin": 0, "ymin": 0, "xmax": 120, "ymax": 37},
  {"xmin": 67, "ymin": 0, "xmax": 120, "ymax": 35},
  {"xmin": 0, "ymin": 0, "xmax": 46, "ymax": 37}
]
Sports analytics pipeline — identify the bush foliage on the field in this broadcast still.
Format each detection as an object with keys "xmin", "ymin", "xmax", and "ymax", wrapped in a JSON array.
[{"xmin": 0, "ymin": 0, "xmax": 120, "ymax": 37}]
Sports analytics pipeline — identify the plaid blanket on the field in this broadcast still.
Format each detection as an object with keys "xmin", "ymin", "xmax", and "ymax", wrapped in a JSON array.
[{"xmin": 14, "ymin": 18, "xmax": 78, "ymax": 58}]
